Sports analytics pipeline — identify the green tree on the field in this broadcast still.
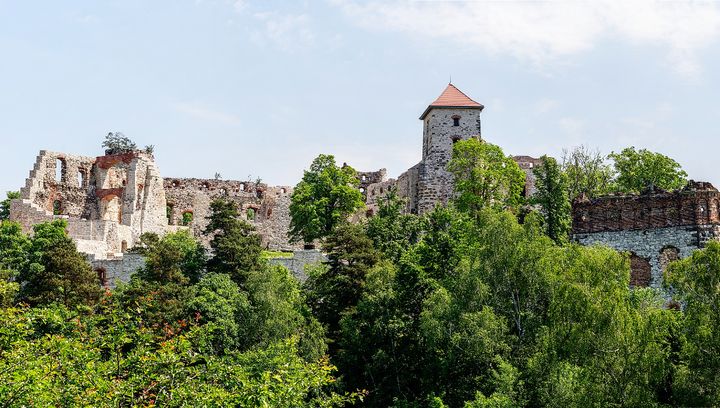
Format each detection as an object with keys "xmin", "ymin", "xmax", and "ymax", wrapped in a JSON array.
[
  {"xmin": 187, "ymin": 272, "xmax": 250, "ymax": 354},
  {"xmin": 0, "ymin": 191, "xmax": 20, "ymax": 221},
  {"xmin": 138, "ymin": 230, "xmax": 206, "ymax": 285},
  {"xmin": 289, "ymin": 154, "xmax": 364, "ymax": 244},
  {"xmin": 17, "ymin": 220, "xmax": 101, "ymax": 308},
  {"xmin": 119, "ymin": 230, "xmax": 205, "ymax": 334},
  {"xmin": 561, "ymin": 145, "xmax": 615, "ymax": 199},
  {"xmin": 366, "ymin": 189, "xmax": 421, "ymax": 263},
  {"xmin": 666, "ymin": 241, "xmax": 720, "ymax": 405},
  {"xmin": 447, "ymin": 139, "xmax": 525, "ymax": 214},
  {"xmin": 102, "ymin": 131, "xmax": 137, "ymax": 155},
  {"xmin": 532, "ymin": 155, "xmax": 572, "ymax": 243},
  {"xmin": 204, "ymin": 198, "xmax": 264, "ymax": 286},
  {"xmin": 609, "ymin": 146, "xmax": 688, "ymax": 193},
  {"xmin": 305, "ymin": 223, "xmax": 380, "ymax": 342},
  {"xmin": 244, "ymin": 265, "xmax": 327, "ymax": 361}
]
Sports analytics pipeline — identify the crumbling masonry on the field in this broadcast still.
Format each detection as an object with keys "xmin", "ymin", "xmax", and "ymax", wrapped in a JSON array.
[
  {"xmin": 9, "ymin": 83, "xmax": 714, "ymax": 289},
  {"xmin": 572, "ymin": 182, "xmax": 720, "ymax": 289}
]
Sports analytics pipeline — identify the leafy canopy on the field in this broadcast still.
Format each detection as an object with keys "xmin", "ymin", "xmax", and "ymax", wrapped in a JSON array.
[
  {"xmin": 609, "ymin": 146, "xmax": 688, "ymax": 193},
  {"xmin": 0, "ymin": 191, "xmax": 20, "ymax": 221},
  {"xmin": 289, "ymin": 154, "xmax": 364, "ymax": 244},
  {"xmin": 532, "ymin": 155, "xmax": 572, "ymax": 243},
  {"xmin": 102, "ymin": 131, "xmax": 137, "ymax": 155},
  {"xmin": 447, "ymin": 138, "xmax": 525, "ymax": 214},
  {"xmin": 561, "ymin": 145, "xmax": 615, "ymax": 199}
]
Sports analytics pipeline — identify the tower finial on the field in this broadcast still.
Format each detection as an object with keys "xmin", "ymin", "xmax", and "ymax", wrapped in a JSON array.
[{"xmin": 449, "ymin": 74, "xmax": 452, "ymax": 84}]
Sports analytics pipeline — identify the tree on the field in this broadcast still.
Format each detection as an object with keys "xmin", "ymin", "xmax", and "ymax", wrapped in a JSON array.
[
  {"xmin": 561, "ymin": 145, "xmax": 615, "ymax": 199},
  {"xmin": 289, "ymin": 155, "xmax": 364, "ymax": 244},
  {"xmin": 609, "ymin": 147, "xmax": 688, "ymax": 193},
  {"xmin": 0, "ymin": 191, "xmax": 19, "ymax": 221},
  {"xmin": 666, "ymin": 241, "xmax": 720, "ymax": 405},
  {"xmin": 447, "ymin": 139, "xmax": 525, "ymax": 215},
  {"xmin": 138, "ymin": 230, "xmax": 206, "ymax": 285},
  {"xmin": 204, "ymin": 198, "xmax": 264, "ymax": 286},
  {"xmin": 305, "ymin": 223, "xmax": 379, "ymax": 343},
  {"xmin": 532, "ymin": 155, "xmax": 572, "ymax": 243},
  {"xmin": 102, "ymin": 132, "xmax": 137, "ymax": 155},
  {"xmin": 366, "ymin": 188, "xmax": 421, "ymax": 263},
  {"xmin": 17, "ymin": 220, "xmax": 101, "ymax": 307}
]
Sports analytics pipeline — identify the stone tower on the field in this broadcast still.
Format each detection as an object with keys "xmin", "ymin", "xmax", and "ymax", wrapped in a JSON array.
[{"xmin": 416, "ymin": 83, "xmax": 484, "ymax": 213}]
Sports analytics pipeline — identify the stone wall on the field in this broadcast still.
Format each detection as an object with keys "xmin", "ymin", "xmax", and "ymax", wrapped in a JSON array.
[
  {"xmin": 90, "ymin": 253, "xmax": 145, "ymax": 288},
  {"xmin": 513, "ymin": 155, "xmax": 542, "ymax": 198},
  {"xmin": 11, "ymin": 150, "xmax": 176, "ymax": 260},
  {"xmin": 163, "ymin": 178, "xmax": 298, "ymax": 250},
  {"xmin": 268, "ymin": 250, "xmax": 327, "ymax": 282},
  {"xmin": 572, "ymin": 181, "xmax": 720, "ymax": 288}
]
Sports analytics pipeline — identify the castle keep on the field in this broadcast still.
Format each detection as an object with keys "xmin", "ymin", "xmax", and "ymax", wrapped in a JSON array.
[
  {"xmin": 364, "ymin": 84, "xmax": 539, "ymax": 215},
  {"xmin": 8, "ymin": 83, "xmax": 717, "ymax": 289}
]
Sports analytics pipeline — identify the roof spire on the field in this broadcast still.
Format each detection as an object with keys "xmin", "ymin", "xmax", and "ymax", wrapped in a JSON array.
[{"xmin": 449, "ymin": 74, "xmax": 452, "ymax": 84}]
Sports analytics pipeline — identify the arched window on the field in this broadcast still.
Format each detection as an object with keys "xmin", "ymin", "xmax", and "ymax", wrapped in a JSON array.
[
  {"xmin": 55, "ymin": 159, "xmax": 66, "ymax": 183},
  {"xmin": 96, "ymin": 268, "xmax": 108, "ymax": 287},
  {"xmin": 53, "ymin": 200, "xmax": 62, "ymax": 215},
  {"xmin": 166, "ymin": 204, "xmax": 174, "ymax": 224},
  {"xmin": 247, "ymin": 208, "xmax": 256, "ymax": 221},
  {"xmin": 452, "ymin": 115, "xmax": 461, "ymax": 127},
  {"xmin": 78, "ymin": 170, "xmax": 86, "ymax": 188},
  {"xmin": 629, "ymin": 253, "xmax": 652, "ymax": 287},
  {"xmin": 239, "ymin": 183, "xmax": 246, "ymax": 191},
  {"xmin": 121, "ymin": 240, "xmax": 128, "ymax": 252},
  {"xmin": 182, "ymin": 211, "xmax": 193, "ymax": 226}
]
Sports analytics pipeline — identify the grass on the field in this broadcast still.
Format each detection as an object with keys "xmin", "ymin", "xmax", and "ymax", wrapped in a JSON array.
[{"xmin": 262, "ymin": 250, "xmax": 294, "ymax": 259}]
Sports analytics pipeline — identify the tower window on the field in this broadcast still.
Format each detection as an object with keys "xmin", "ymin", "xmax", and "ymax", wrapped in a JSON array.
[{"xmin": 452, "ymin": 115, "xmax": 461, "ymax": 127}]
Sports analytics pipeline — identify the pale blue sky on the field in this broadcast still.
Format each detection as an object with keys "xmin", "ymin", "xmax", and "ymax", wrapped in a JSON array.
[{"xmin": 2, "ymin": 1, "xmax": 720, "ymax": 194}]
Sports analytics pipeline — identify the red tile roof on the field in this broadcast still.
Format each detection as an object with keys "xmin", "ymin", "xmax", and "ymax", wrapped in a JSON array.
[{"xmin": 420, "ymin": 83, "xmax": 484, "ymax": 119}]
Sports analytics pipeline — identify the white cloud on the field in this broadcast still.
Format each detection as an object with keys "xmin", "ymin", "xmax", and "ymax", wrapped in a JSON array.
[
  {"xmin": 174, "ymin": 102, "xmax": 242, "ymax": 126},
  {"xmin": 250, "ymin": 11, "xmax": 316, "ymax": 51},
  {"xmin": 333, "ymin": 0, "xmax": 720, "ymax": 77}
]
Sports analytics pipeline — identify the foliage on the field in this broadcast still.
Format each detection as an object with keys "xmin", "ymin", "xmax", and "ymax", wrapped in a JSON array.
[
  {"xmin": 289, "ymin": 154, "xmax": 364, "ymax": 244},
  {"xmin": 366, "ymin": 188, "xmax": 421, "ymax": 263},
  {"xmin": 305, "ymin": 223, "xmax": 380, "ymax": 343},
  {"xmin": 0, "ymin": 305, "xmax": 359, "ymax": 407},
  {"xmin": 609, "ymin": 146, "xmax": 688, "ymax": 193},
  {"xmin": 561, "ymin": 145, "xmax": 615, "ymax": 199},
  {"xmin": 137, "ymin": 229, "xmax": 206, "ymax": 285},
  {"xmin": 0, "ymin": 191, "xmax": 20, "ymax": 221},
  {"xmin": 532, "ymin": 155, "xmax": 571, "ymax": 243},
  {"xmin": 205, "ymin": 198, "xmax": 264, "ymax": 286},
  {"xmin": 102, "ymin": 131, "xmax": 137, "ymax": 155},
  {"xmin": 17, "ymin": 220, "xmax": 102, "ymax": 308},
  {"xmin": 666, "ymin": 241, "xmax": 720, "ymax": 405},
  {"xmin": 447, "ymin": 139, "xmax": 525, "ymax": 214}
]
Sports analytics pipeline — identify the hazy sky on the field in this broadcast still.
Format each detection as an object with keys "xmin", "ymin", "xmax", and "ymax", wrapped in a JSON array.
[{"xmin": 2, "ymin": 0, "xmax": 720, "ymax": 194}]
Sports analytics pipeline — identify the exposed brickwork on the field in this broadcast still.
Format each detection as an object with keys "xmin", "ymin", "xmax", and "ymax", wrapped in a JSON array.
[
  {"xmin": 629, "ymin": 254, "xmax": 652, "ymax": 287},
  {"xmin": 572, "ymin": 181, "xmax": 720, "ymax": 289},
  {"xmin": 573, "ymin": 182, "xmax": 720, "ymax": 235}
]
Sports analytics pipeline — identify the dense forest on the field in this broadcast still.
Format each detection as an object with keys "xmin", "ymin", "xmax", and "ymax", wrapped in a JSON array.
[{"xmin": 0, "ymin": 140, "xmax": 718, "ymax": 407}]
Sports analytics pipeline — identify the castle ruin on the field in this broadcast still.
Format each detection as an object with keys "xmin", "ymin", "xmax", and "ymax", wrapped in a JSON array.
[{"xmin": 8, "ymin": 83, "xmax": 717, "ymax": 290}]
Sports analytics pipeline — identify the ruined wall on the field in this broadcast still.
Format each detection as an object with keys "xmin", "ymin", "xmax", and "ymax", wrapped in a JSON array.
[
  {"xmin": 268, "ymin": 250, "xmax": 327, "ymax": 282},
  {"xmin": 513, "ymin": 155, "xmax": 542, "ymax": 198},
  {"xmin": 163, "ymin": 178, "xmax": 297, "ymax": 250},
  {"xmin": 572, "ymin": 181, "xmax": 720, "ymax": 288},
  {"xmin": 11, "ymin": 150, "xmax": 176, "ymax": 259},
  {"xmin": 90, "ymin": 253, "xmax": 145, "ymax": 288}
]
